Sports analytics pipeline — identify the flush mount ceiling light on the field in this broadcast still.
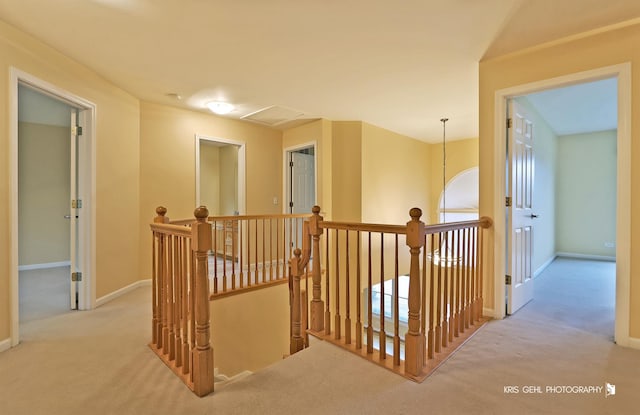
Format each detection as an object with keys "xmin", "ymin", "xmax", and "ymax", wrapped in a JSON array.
[{"xmin": 206, "ymin": 101, "xmax": 234, "ymax": 115}]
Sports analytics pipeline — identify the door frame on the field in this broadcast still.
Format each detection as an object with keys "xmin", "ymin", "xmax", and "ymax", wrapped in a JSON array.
[
  {"xmin": 195, "ymin": 134, "xmax": 246, "ymax": 214},
  {"xmin": 283, "ymin": 141, "xmax": 317, "ymax": 214},
  {"xmin": 492, "ymin": 63, "xmax": 631, "ymax": 346},
  {"xmin": 9, "ymin": 68, "xmax": 97, "ymax": 346}
]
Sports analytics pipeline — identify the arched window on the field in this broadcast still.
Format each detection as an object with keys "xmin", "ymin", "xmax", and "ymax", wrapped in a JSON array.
[{"xmin": 438, "ymin": 167, "xmax": 478, "ymax": 222}]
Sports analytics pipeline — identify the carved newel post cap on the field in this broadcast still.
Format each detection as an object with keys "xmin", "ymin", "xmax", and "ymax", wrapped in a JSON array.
[
  {"xmin": 194, "ymin": 206, "xmax": 209, "ymax": 221},
  {"xmin": 312, "ymin": 205, "xmax": 321, "ymax": 214},
  {"xmin": 156, "ymin": 206, "xmax": 167, "ymax": 216},
  {"xmin": 294, "ymin": 248, "xmax": 302, "ymax": 257},
  {"xmin": 409, "ymin": 207, "xmax": 422, "ymax": 221}
]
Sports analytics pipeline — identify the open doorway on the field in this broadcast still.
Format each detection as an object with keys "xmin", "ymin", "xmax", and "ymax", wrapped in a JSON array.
[
  {"xmin": 494, "ymin": 63, "xmax": 630, "ymax": 346},
  {"xmin": 10, "ymin": 69, "xmax": 96, "ymax": 347},
  {"xmin": 285, "ymin": 143, "xmax": 316, "ymax": 215},
  {"xmin": 18, "ymin": 85, "xmax": 74, "ymax": 323}
]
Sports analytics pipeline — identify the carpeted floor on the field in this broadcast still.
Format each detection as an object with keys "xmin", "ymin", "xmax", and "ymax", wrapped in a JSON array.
[{"xmin": 2, "ymin": 257, "xmax": 639, "ymax": 414}]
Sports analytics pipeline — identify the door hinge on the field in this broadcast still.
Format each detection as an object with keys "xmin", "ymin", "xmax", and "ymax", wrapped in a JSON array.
[
  {"xmin": 289, "ymin": 201, "xmax": 294, "ymax": 208},
  {"xmin": 289, "ymin": 161, "xmax": 294, "ymax": 167},
  {"xmin": 71, "ymin": 199, "xmax": 83, "ymax": 209},
  {"xmin": 72, "ymin": 126, "xmax": 83, "ymax": 136},
  {"xmin": 71, "ymin": 272, "xmax": 83, "ymax": 282},
  {"xmin": 505, "ymin": 196, "xmax": 512, "ymax": 207},
  {"xmin": 505, "ymin": 274, "xmax": 511, "ymax": 285},
  {"xmin": 507, "ymin": 118, "xmax": 512, "ymax": 129}
]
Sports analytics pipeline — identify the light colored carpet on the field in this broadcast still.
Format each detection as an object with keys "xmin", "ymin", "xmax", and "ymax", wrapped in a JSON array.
[
  {"xmin": 19, "ymin": 266, "xmax": 70, "ymax": 323},
  {"xmin": 1, "ymin": 257, "xmax": 638, "ymax": 414}
]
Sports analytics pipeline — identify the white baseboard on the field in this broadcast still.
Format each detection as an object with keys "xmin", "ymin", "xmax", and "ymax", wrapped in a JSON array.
[
  {"xmin": 18, "ymin": 261, "xmax": 71, "ymax": 271},
  {"xmin": 96, "ymin": 279, "xmax": 151, "ymax": 307},
  {"xmin": 483, "ymin": 307, "xmax": 495, "ymax": 318},
  {"xmin": 556, "ymin": 252, "xmax": 615, "ymax": 262},
  {"xmin": 0, "ymin": 337, "xmax": 11, "ymax": 353},
  {"xmin": 627, "ymin": 336, "xmax": 640, "ymax": 350},
  {"xmin": 534, "ymin": 255, "xmax": 557, "ymax": 278}
]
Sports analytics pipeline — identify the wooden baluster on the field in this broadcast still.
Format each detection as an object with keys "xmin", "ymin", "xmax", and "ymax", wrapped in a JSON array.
[
  {"xmin": 254, "ymin": 219, "xmax": 259, "ymax": 285},
  {"xmin": 345, "ymin": 231, "xmax": 351, "ymax": 345},
  {"xmin": 367, "ymin": 232, "xmax": 374, "ymax": 354},
  {"xmin": 262, "ymin": 218, "xmax": 266, "ymax": 283},
  {"xmin": 181, "ymin": 237, "xmax": 190, "ymax": 375},
  {"xmin": 448, "ymin": 231, "xmax": 455, "ymax": 343},
  {"xmin": 442, "ymin": 232, "xmax": 449, "ymax": 349},
  {"xmin": 153, "ymin": 206, "xmax": 169, "ymax": 348},
  {"xmin": 325, "ymin": 227, "xmax": 331, "ymax": 336},
  {"xmin": 231, "ymin": 219, "xmax": 237, "ymax": 290},
  {"xmin": 404, "ymin": 208, "xmax": 425, "ymax": 377},
  {"xmin": 454, "ymin": 228, "xmax": 461, "ymax": 338},
  {"xmin": 334, "ymin": 230, "xmax": 341, "ymax": 340},
  {"xmin": 356, "ymin": 231, "xmax": 363, "ymax": 350},
  {"xmin": 308, "ymin": 206, "xmax": 325, "ymax": 332},
  {"xmin": 269, "ymin": 218, "xmax": 274, "ymax": 281},
  {"xmin": 212, "ymin": 220, "xmax": 218, "ymax": 294},
  {"xmin": 191, "ymin": 206, "xmax": 214, "ymax": 397},
  {"xmin": 290, "ymin": 248, "xmax": 305, "ymax": 354},
  {"xmin": 175, "ymin": 236, "xmax": 183, "ymax": 368},
  {"xmin": 470, "ymin": 227, "xmax": 477, "ymax": 325},
  {"xmin": 189, "ymin": 246, "xmax": 196, "ymax": 382},
  {"xmin": 379, "ymin": 233, "xmax": 386, "ymax": 361},
  {"xmin": 393, "ymin": 234, "xmax": 400, "ymax": 366},
  {"xmin": 435, "ymin": 232, "xmax": 442, "ymax": 354},
  {"xmin": 239, "ymin": 220, "xmax": 244, "ymax": 289},
  {"xmin": 428, "ymin": 232, "xmax": 435, "ymax": 359},
  {"xmin": 421, "ymin": 233, "xmax": 428, "ymax": 365},
  {"xmin": 165, "ymin": 235, "xmax": 175, "ymax": 358}
]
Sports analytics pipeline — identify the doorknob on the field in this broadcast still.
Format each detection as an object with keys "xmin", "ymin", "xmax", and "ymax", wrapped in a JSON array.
[
  {"xmin": 530, "ymin": 214, "xmax": 539, "ymax": 219},
  {"xmin": 64, "ymin": 215, "xmax": 79, "ymax": 219}
]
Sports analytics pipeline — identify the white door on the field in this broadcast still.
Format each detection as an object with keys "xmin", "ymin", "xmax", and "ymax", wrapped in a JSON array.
[
  {"xmin": 506, "ymin": 100, "xmax": 536, "ymax": 314},
  {"xmin": 69, "ymin": 110, "xmax": 80, "ymax": 310},
  {"xmin": 290, "ymin": 151, "xmax": 315, "ymax": 214}
]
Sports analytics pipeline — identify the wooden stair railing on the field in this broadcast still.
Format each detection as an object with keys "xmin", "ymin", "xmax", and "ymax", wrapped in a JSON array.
[
  {"xmin": 289, "ymin": 206, "xmax": 493, "ymax": 382},
  {"xmin": 150, "ymin": 206, "xmax": 214, "ymax": 397},
  {"xmin": 150, "ymin": 206, "xmax": 312, "ymax": 397}
]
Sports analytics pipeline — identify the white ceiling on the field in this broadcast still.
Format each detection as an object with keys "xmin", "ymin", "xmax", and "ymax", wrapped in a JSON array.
[{"xmin": 1, "ymin": 0, "xmax": 638, "ymax": 142}]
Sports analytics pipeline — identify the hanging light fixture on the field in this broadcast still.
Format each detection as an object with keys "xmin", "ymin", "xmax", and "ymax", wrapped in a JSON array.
[{"xmin": 429, "ymin": 117, "xmax": 460, "ymax": 267}]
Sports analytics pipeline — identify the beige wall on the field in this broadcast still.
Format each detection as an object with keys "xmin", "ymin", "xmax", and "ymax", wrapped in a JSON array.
[
  {"xmin": 138, "ymin": 102, "xmax": 283, "ymax": 279},
  {"xmin": 0, "ymin": 21, "xmax": 141, "ymax": 341},
  {"xmin": 429, "ymin": 137, "xmax": 478, "ymax": 224},
  {"xmin": 210, "ymin": 284, "xmax": 290, "ymax": 376},
  {"xmin": 362, "ymin": 123, "xmax": 431, "ymax": 225},
  {"xmin": 331, "ymin": 122, "xmax": 363, "ymax": 222},
  {"xmin": 479, "ymin": 22, "xmax": 640, "ymax": 336},
  {"xmin": 556, "ymin": 130, "xmax": 616, "ymax": 257},
  {"xmin": 18, "ymin": 122, "xmax": 71, "ymax": 266}
]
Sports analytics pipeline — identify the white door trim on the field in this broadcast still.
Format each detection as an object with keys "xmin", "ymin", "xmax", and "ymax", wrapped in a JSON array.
[
  {"xmin": 492, "ymin": 63, "xmax": 631, "ymax": 346},
  {"xmin": 195, "ymin": 134, "xmax": 246, "ymax": 214},
  {"xmin": 9, "ymin": 67, "xmax": 97, "ymax": 346},
  {"xmin": 283, "ymin": 141, "xmax": 317, "ymax": 214}
]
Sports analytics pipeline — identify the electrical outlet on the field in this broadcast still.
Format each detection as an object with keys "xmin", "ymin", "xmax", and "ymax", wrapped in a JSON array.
[{"xmin": 273, "ymin": 197, "xmax": 278, "ymax": 205}]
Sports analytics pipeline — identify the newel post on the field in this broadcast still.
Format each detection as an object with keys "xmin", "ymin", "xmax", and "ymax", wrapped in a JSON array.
[
  {"xmin": 290, "ymin": 248, "xmax": 305, "ymax": 354},
  {"xmin": 191, "ymin": 206, "xmax": 214, "ymax": 396},
  {"xmin": 153, "ymin": 207, "xmax": 169, "ymax": 348},
  {"xmin": 309, "ymin": 206, "xmax": 325, "ymax": 332},
  {"xmin": 405, "ymin": 207, "xmax": 425, "ymax": 377}
]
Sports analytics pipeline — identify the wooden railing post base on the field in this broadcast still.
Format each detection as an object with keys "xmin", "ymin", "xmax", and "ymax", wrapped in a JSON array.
[
  {"xmin": 192, "ymin": 348, "xmax": 215, "ymax": 397},
  {"xmin": 310, "ymin": 300, "xmax": 325, "ymax": 332},
  {"xmin": 404, "ymin": 333, "xmax": 425, "ymax": 377}
]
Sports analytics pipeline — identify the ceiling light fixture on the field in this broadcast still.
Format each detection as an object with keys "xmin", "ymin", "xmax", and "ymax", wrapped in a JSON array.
[{"xmin": 206, "ymin": 101, "xmax": 234, "ymax": 115}]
